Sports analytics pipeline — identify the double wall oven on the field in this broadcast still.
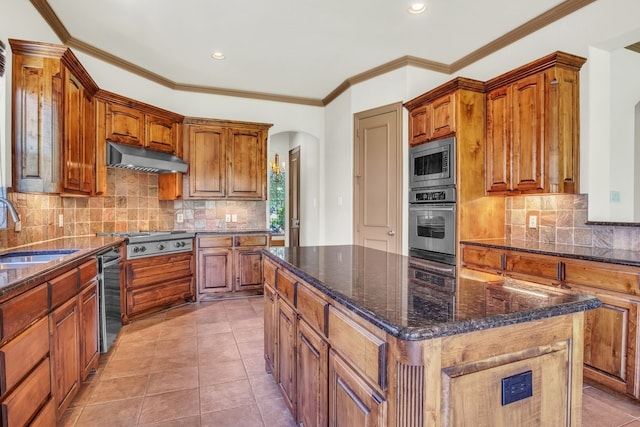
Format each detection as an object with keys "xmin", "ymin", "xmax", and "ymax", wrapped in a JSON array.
[{"xmin": 409, "ymin": 136, "xmax": 457, "ymax": 267}]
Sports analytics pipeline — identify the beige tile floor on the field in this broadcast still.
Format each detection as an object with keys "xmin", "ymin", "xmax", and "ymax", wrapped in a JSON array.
[{"xmin": 60, "ymin": 297, "xmax": 640, "ymax": 427}]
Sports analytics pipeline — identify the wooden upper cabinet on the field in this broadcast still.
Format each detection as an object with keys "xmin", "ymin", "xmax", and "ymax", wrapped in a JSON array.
[
  {"xmin": 146, "ymin": 113, "xmax": 179, "ymax": 153},
  {"xmin": 184, "ymin": 118, "xmax": 271, "ymax": 200},
  {"xmin": 227, "ymin": 127, "xmax": 266, "ymax": 199},
  {"xmin": 406, "ymin": 93, "xmax": 456, "ymax": 146},
  {"xmin": 105, "ymin": 103, "xmax": 145, "ymax": 147},
  {"xmin": 485, "ymin": 52, "xmax": 585, "ymax": 195},
  {"xmin": 188, "ymin": 125, "xmax": 227, "ymax": 198},
  {"xmin": 101, "ymin": 93, "xmax": 182, "ymax": 154},
  {"xmin": 63, "ymin": 67, "xmax": 95, "ymax": 195},
  {"xmin": 10, "ymin": 39, "xmax": 98, "ymax": 195}
]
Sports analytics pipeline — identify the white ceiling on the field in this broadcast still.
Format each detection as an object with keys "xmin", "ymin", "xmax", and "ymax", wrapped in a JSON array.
[{"xmin": 45, "ymin": 0, "xmax": 578, "ymax": 102}]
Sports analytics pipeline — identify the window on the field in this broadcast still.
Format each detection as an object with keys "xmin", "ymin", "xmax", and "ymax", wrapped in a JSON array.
[{"xmin": 269, "ymin": 170, "xmax": 286, "ymax": 233}]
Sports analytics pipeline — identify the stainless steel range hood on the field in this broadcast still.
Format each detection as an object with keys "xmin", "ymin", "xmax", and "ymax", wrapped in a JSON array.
[{"xmin": 106, "ymin": 142, "xmax": 188, "ymax": 173}]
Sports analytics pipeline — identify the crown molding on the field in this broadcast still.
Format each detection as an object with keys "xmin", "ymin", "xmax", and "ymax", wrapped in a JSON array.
[{"xmin": 30, "ymin": 0, "xmax": 596, "ymax": 106}]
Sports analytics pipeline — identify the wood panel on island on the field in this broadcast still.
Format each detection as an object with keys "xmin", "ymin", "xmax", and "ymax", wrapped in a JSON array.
[{"xmin": 461, "ymin": 242, "xmax": 640, "ymax": 401}]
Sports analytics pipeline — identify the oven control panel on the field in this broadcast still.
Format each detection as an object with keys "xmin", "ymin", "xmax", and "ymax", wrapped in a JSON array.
[
  {"xmin": 127, "ymin": 238, "xmax": 194, "ymax": 260},
  {"xmin": 410, "ymin": 186, "xmax": 456, "ymax": 204}
]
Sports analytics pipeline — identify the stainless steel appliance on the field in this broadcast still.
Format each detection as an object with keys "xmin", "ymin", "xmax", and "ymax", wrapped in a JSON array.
[
  {"xmin": 99, "ymin": 231, "xmax": 195, "ymax": 259},
  {"xmin": 409, "ymin": 186, "xmax": 456, "ymax": 265},
  {"xmin": 409, "ymin": 136, "xmax": 456, "ymax": 188},
  {"xmin": 97, "ymin": 247, "xmax": 122, "ymax": 352}
]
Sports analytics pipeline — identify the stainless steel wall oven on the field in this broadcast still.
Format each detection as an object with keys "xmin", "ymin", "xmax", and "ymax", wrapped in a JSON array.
[{"xmin": 409, "ymin": 186, "xmax": 456, "ymax": 265}]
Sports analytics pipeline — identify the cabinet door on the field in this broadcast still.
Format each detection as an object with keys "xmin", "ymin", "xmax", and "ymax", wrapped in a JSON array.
[
  {"xmin": 50, "ymin": 297, "xmax": 80, "ymax": 419},
  {"xmin": 264, "ymin": 283, "xmax": 277, "ymax": 374},
  {"xmin": 234, "ymin": 247, "xmax": 263, "ymax": 291},
  {"xmin": 188, "ymin": 125, "xmax": 227, "ymax": 198},
  {"xmin": 105, "ymin": 103, "xmax": 144, "ymax": 147},
  {"xmin": 197, "ymin": 248, "xmax": 233, "ymax": 295},
  {"xmin": 297, "ymin": 318, "xmax": 328, "ymax": 427},
  {"xmin": 486, "ymin": 85, "xmax": 511, "ymax": 194},
  {"xmin": 431, "ymin": 93, "xmax": 455, "ymax": 139},
  {"xmin": 79, "ymin": 281, "xmax": 99, "ymax": 381},
  {"xmin": 11, "ymin": 52, "xmax": 63, "ymax": 193},
  {"xmin": 582, "ymin": 291, "xmax": 639, "ymax": 398},
  {"xmin": 276, "ymin": 298, "xmax": 297, "ymax": 415},
  {"xmin": 408, "ymin": 105, "xmax": 430, "ymax": 146},
  {"xmin": 511, "ymin": 73, "xmax": 545, "ymax": 193},
  {"xmin": 146, "ymin": 113, "xmax": 178, "ymax": 153},
  {"xmin": 226, "ymin": 128, "xmax": 266, "ymax": 199},
  {"xmin": 63, "ymin": 68, "xmax": 94, "ymax": 195},
  {"xmin": 328, "ymin": 350, "xmax": 386, "ymax": 427}
]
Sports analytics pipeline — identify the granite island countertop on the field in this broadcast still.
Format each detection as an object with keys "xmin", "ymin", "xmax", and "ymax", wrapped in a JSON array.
[
  {"xmin": 264, "ymin": 245, "xmax": 601, "ymax": 341},
  {"xmin": 460, "ymin": 238, "xmax": 640, "ymax": 267},
  {"xmin": 0, "ymin": 235, "xmax": 124, "ymax": 301}
]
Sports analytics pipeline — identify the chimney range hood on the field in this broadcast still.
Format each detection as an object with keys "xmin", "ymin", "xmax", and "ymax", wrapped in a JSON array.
[{"xmin": 106, "ymin": 142, "xmax": 188, "ymax": 174}]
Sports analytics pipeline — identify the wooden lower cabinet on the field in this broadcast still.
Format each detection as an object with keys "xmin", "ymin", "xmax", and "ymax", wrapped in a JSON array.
[
  {"xmin": 196, "ymin": 233, "xmax": 268, "ymax": 300},
  {"xmin": 276, "ymin": 297, "xmax": 297, "ymax": 415},
  {"xmin": 198, "ymin": 248, "xmax": 233, "ymax": 294},
  {"xmin": 580, "ymin": 289, "xmax": 640, "ymax": 398},
  {"xmin": 329, "ymin": 350, "xmax": 386, "ymax": 427},
  {"xmin": 50, "ymin": 296, "xmax": 80, "ymax": 419},
  {"xmin": 296, "ymin": 318, "xmax": 328, "ymax": 427},
  {"xmin": 79, "ymin": 280, "xmax": 99, "ymax": 381},
  {"xmin": 461, "ymin": 242, "xmax": 640, "ymax": 401},
  {"xmin": 124, "ymin": 252, "xmax": 195, "ymax": 322}
]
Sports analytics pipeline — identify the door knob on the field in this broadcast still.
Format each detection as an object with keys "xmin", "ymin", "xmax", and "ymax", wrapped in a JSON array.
[{"xmin": 388, "ymin": 230, "xmax": 396, "ymax": 236}]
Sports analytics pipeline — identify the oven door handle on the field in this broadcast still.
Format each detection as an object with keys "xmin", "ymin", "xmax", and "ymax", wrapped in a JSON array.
[
  {"xmin": 410, "ymin": 204, "xmax": 455, "ymax": 211},
  {"xmin": 103, "ymin": 257, "xmax": 122, "ymax": 269}
]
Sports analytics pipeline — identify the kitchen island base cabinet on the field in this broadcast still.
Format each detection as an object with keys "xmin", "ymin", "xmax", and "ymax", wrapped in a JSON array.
[{"xmin": 264, "ymin": 255, "xmax": 586, "ymax": 426}]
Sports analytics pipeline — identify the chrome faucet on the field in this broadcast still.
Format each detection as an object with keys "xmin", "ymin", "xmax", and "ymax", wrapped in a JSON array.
[{"xmin": 0, "ymin": 197, "xmax": 21, "ymax": 231}]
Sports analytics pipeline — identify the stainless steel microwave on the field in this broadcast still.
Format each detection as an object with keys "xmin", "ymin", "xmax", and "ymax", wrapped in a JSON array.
[{"xmin": 409, "ymin": 136, "xmax": 456, "ymax": 188}]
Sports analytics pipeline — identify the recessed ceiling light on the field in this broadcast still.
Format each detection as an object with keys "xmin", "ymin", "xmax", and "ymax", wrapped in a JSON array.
[
  {"xmin": 211, "ymin": 52, "xmax": 225, "ymax": 60},
  {"xmin": 408, "ymin": 2, "xmax": 426, "ymax": 14}
]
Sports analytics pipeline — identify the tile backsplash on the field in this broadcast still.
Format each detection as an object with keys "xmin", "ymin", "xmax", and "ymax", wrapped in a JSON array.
[
  {"xmin": 0, "ymin": 168, "xmax": 265, "ymax": 250},
  {"xmin": 505, "ymin": 194, "xmax": 640, "ymax": 251}
]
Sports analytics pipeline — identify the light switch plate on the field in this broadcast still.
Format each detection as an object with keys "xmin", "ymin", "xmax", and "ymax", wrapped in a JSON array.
[
  {"xmin": 232, "ymin": 214, "xmax": 238, "ymax": 222},
  {"xmin": 176, "ymin": 213, "xmax": 184, "ymax": 223}
]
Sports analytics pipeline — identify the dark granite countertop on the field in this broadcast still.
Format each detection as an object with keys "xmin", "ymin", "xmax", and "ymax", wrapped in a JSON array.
[
  {"xmin": 0, "ymin": 235, "xmax": 125, "ymax": 301},
  {"xmin": 460, "ymin": 238, "xmax": 640, "ymax": 268},
  {"xmin": 264, "ymin": 245, "xmax": 600, "ymax": 341}
]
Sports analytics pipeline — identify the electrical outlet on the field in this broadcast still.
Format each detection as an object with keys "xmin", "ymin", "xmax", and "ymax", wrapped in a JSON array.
[
  {"xmin": 225, "ymin": 214, "xmax": 231, "ymax": 222},
  {"xmin": 232, "ymin": 214, "xmax": 238, "ymax": 222},
  {"xmin": 59, "ymin": 214, "xmax": 64, "ymax": 228},
  {"xmin": 176, "ymin": 213, "xmax": 184, "ymax": 223},
  {"xmin": 528, "ymin": 215, "xmax": 537, "ymax": 229},
  {"xmin": 501, "ymin": 371, "xmax": 533, "ymax": 406}
]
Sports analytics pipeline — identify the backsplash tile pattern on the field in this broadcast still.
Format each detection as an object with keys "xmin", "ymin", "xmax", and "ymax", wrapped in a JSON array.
[
  {"xmin": 0, "ymin": 168, "xmax": 266, "ymax": 250},
  {"xmin": 505, "ymin": 194, "xmax": 640, "ymax": 250}
]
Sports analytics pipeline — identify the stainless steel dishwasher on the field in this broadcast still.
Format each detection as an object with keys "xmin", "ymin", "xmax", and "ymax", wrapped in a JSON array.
[{"xmin": 98, "ymin": 247, "xmax": 123, "ymax": 352}]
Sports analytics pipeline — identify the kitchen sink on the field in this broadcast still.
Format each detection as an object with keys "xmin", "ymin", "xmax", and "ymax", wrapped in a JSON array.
[{"xmin": 0, "ymin": 249, "xmax": 78, "ymax": 269}]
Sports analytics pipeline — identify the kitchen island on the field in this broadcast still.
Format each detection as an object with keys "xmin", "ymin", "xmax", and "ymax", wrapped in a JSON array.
[{"xmin": 263, "ymin": 245, "xmax": 600, "ymax": 427}]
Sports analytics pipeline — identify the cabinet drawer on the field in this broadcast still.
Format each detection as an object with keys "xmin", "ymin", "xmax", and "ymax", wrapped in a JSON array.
[
  {"xmin": 461, "ymin": 246, "xmax": 503, "ymax": 272},
  {"xmin": 0, "ymin": 317, "xmax": 49, "ymax": 397},
  {"xmin": 49, "ymin": 267, "xmax": 79, "ymax": 308},
  {"xmin": 79, "ymin": 259, "xmax": 98, "ymax": 286},
  {"xmin": 563, "ymin": 259, "xmax": 640, "ymax": 294},
  {"xmin": 0, "ymin": 357, "xmax": 50, "ymax": 427},
  {"xmin": 264, "ymin": 259, "xmax": 277, "ymax": 287},
  {"xmin": 128, "ymin": 277, "xmax": 193, "ymax": 317},
  {"xmin": 29, "ymin": 398, "xmax": 56, "ymax": 427},
  {"xmin": 0, "ymin": 284, "xmax": 48, "ymax": 342},
  {"xmin": 234, "ymin": 234, "xmax": 268, "ymax": 247},
  {"xmin": 126, "ymin": 253, "xmax": 193, "ymax": 289},
  {"xmin": 327, "ymin": 306, "xmax": 386, "ymax": 390},
  {"xmin": 297, "ymin": 282, "xmax": 328, "ymax": 336},
  {"xmin": 198, "ymin": 236, "xmax": 233, "ymax": 248},
  {"xmin": 277, "ymin": 269, "xmax": 296, "ymax": 306},
  {"xmin": 505, "ymin": 252, "xmax": 560, "ymax": 282}
]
